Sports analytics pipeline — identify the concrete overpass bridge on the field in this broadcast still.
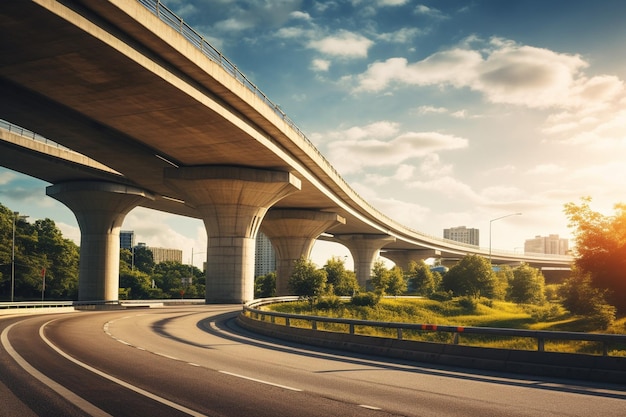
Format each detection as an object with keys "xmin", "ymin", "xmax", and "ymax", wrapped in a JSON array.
[{"xmin": 0, "ymin": 0, "xmax": 572, "ymax": 303}]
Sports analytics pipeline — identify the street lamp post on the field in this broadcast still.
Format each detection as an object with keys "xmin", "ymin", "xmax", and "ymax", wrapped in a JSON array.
[
  {"xmin": 11, "ymin": 211, "xmax": 29, "ymax": 302},
  {"xmin": 489, "ymin": 212, "xmax": 522, "ymax": 263}
]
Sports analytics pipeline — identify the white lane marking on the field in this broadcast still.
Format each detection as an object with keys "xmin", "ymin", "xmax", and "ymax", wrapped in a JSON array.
[
  {"xmin": 39, "ymin": 319, "xmax": 208, "ymax": 417},
  {"xmin": 154, "ymin": 352, "xmax": 180, "ymax": 360},
  {"xmin": 219, "ymin": 370, "xmax": 302, "ymax": 392},
  {"xmin": 359, "ymin": 404, "xmax": 382, "ymax": 410},
  {"xmin": 1, "ymin": 322, "xmax": 114, "ymax": 417}
]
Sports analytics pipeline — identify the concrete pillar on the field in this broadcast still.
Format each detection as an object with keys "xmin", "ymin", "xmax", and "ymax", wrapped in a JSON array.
[
  {"xmin": 165, "ymin": 166, "xmax": 300, "ymax": 303},
  {"xmin": 334, "ymin": 234, "xmax": 396, "ymax": 289},
  {"xmin": 260, "ymin": 209, "xmax": 345, "ymax": 296},
  {"xmin": 46, "ymin": 181, "xmax": 154, "ymax": 302},
  {"xmin": 381, "ymin": 249, "xmax": 441, "ymax": 271}
]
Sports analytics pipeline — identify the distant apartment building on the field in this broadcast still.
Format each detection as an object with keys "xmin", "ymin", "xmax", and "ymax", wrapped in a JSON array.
[
  {"xmin": 149, "ymin": 246, "xmax": 183, "ymax": 264},
  {"xmin": 443, "ymin": 226, "xmax": 480, "ymax": 246},
  {"xmin": 524, "ymin": 234, "xmax": 569, "ymax": 255},
  {"xmin": 255, "ymin": 232, "xmax": 276, "ymax": 277},
  {"xmin": 120, "ymin": 230, "xmax": 135, "ymax": 250}
]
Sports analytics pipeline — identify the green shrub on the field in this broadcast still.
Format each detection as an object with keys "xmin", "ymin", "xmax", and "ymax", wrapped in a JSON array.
[
  {"xmin": 351, "ymin": 292, "xmax": 380, "ymax": 307},
  {"xmin": 524, "ymin": 303, "xmax": 566, "ymax": 322},
  {"xmin": 458, "ymin": 296, "xmax": 478, "ymax": 311},
  {"xmin": 316, "ymin": 295, "xmax": 343, "ymax": 310},
  {"xmin": 591, "ymin": 303, "xmax": 616, "ymax": 329},
  {"xmin": 429, "ymin": 291, "xmax": 453, "ymax": 302}
]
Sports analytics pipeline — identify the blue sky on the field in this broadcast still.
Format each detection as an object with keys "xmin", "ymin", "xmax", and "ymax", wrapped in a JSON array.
[{"xmin": 3, "ymin": 0, "xmax": 626, "ymax": 268}]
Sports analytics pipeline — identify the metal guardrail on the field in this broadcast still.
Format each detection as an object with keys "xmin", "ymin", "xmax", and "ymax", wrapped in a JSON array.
[
  {"xmin": 0, "ymin": 119, "xmax": 71, "ymax": 151},
  {"xmin": 0, "ymin": 301, "xmax": 76, "ymax": 309},
  {"xmin": 243, "ymin": 298, "xmax": 626, "ymax": 357}
]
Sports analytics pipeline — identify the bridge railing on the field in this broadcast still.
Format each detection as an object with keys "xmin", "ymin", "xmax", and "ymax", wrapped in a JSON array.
[
  {"xmin": 242, "ymin": 298, "xmax": 626, "ymax": 357},
  {"xmin": 134, "ymin": 2, "xmax": 573, "ymax": 262},
  {"xmin": 135, "ymin": 2, "xmax": 417, "ymax": 234},
  {"xmin": 0, "ymin": 119, "xmax": 71, "ymax": 151}
]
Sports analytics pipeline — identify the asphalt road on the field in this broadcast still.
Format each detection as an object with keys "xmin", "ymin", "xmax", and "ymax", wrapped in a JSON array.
[{"xmin": 1, "ymin": 305, "xmax": 625, "ymax": 416}]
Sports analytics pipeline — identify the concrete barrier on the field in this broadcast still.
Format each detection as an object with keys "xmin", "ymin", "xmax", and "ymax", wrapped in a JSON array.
[{"xmin": 237, "ymin": 313, "xmax": 626, "ymax": 384}]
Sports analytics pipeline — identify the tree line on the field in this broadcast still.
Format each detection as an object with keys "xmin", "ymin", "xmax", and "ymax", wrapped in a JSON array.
[
  {"xmin": 256, "ymin": 197, "xmax": 626, "ymax": 328},
  {"xmin": 0, "ymin": 202, "xmax": 203, "ymax": 301}
]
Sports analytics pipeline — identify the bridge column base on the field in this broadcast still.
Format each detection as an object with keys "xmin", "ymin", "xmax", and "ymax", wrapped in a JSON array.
[
  {"xmin": 261, "ymin": 209, "xmax": 345, "ymax": 296},
  {"xmin": 46, "ymin": 181, "xmax": 154, "ymax": 302}
]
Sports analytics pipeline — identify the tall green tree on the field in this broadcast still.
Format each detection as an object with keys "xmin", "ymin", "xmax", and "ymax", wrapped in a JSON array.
[
  {"xmin": 288, "ymin": 257, "xmax": 327, "ymax": 302},
  {"xmin": 564, "ymin": 197, "xmax": 626, "ymax": 312},
  {"xmin": 133, "ymin": 246, "xmax": 155, "ymax": 274},
  {"xmin": 493, "ymin": 265, "xmax": 512, "ymax": 301},
  {"xmin": 442, "ymin": 254, "xmax": 495, "ymax": 298},
  {"xmin": 369, "ymin": 259, "xmax": 389, "ymax": 295},
  {"xmin": 32, "ymin": 218, "xmax": 79, "ymax": 299},
  {"xmin": 560, "ymin": 267, "xmax": 615, "ymax": 328},
  {"xmin": 0, "ymin": 204, "xmax": 79, "ymax": 300},
  {"xmin": 386, "ymin": 266, "xmax": 407, "ymax": 296},
  {"xmin": 255, "ymin": 271, "xmax": 276, "ymax": 298},
  {"xmin": 323, "ymin": 256, "xmax": 359, "ymax": 296},
  {"xmin": 507, "ymin": 263, "xmax": 545, "ymax": 304},
  {"xmin": 407, "ymin": 260, "xmax": 436, "ymax": 295}
]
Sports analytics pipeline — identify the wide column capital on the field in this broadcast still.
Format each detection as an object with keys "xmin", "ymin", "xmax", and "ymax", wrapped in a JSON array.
[
  {"xmin": 334, "ymin": 234, "xmax": 396, "ymax": 288},
  {"xmin": 165, "ymin": 166, "xmax": 301, "ymax": 303},
  {"xmin": 381, "ymin": 249, "xmax": 442, "ymax": 271},
  {"xmin": 261, "ymin": 209, "xmax": 345, "ymax": 295}
]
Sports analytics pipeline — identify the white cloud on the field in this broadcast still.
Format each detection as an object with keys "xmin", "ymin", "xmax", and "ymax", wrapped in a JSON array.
[
  {"xmin": 276, "ymin": 27, "xmax": 309, "ymax": 39},
  {"xmin": 377, "ymin": 27, "xmax": 421, "ymax": 43},
  {"xmin": 407, "ymin": 176, "xmax": 482, "ymax": 203},
  {"xmin": 416, "ymin": 105, "xmax": 448, "ymax": 114},
  {"xmin": 290, "ymin": 11, "xmax": 311, "ymax": 20},
  {"xmin": 322, "ymin": 123, "xmax": 468, "ymax": 174},
  {"xmin": 0, "ymin": 170, "xmax": 17, "ymax": 185},
  {"xmin": 308, "ymin": 30, "xmax": 374, "ymax": 58},
  {"xmin": 353, "ymin": 37, "xmax": 625, "ymax": 112},
  {"xmin": 414, "ymin": 4, "xmax": 447, "ymax": 19},
  {"xmin": 311, "ymin": 58, "xmax": 331, "ymax": 72},
  {"xmin": 527, "ymin": 164, "xmax": 566, "ymax": 175}
]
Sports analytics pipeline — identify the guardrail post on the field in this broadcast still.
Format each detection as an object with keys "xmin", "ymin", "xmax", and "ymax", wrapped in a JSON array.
[
  {"xmin": 312, "ymin": 320, "xmax": 317, "ymax": 330},
  {"xmin": 538, "ymin": 337, "xmax": 545, "ymax": 352},
  {"xmin": 271, "ymin": 315, "xmax": 275, "ymax": 324},
  {"xmin": 285, "ymin": 317, "xmax": 290, "ymax": 327},
  {"xmin": 349, "ymin": 323, "xmax": 355, "ymax": 334},
  {"xmin": 603, "ymin": 342, "xmax": 609, "ymax": 356},
  {"xmin": 453, "ymin": 333, "xmax": 459, "ymax": 345},
  {"xmin": 397, "ymin": 328, "xmax": 403, "ymax": 340}
]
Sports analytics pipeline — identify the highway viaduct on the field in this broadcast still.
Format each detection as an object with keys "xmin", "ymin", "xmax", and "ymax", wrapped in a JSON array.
[{"xmin": 0, "ymin": 0, "xmax": 572, "ymax": 304}]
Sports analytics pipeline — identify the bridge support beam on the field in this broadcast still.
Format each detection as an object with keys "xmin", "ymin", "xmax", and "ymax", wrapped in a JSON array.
[
  {"xmin": 335, "ymin": 234, "xmax": 395, "ymax": 289},
  {"xmin": 381, "ymin": 249, "xmax": 441, "ymax": 271},
  {"xmin": 165, "ymin": 166, "xmax": 300, "ymax": 303},
  {"xmin": 46, "ymin": 181, "xmax": 154, "ymax": 302},
  {"xmin": 261, "ymin": 209, "xmax": 345, "ymax": 296}
]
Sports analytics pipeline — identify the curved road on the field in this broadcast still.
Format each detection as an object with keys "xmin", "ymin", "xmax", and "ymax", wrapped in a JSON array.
[{"xmin": 1, "ymin": 306, "xmax": 625, "ymax": 417}]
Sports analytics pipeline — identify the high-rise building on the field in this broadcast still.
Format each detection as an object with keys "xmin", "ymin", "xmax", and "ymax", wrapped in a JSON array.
[
  {"xmin": 524, "ymin": 234, "xmax": 569, "ymax": 255},
  {"xmin": 443, "ymin": 226, "xmax": 480, "ymax": 246},
  {"xmin": 255, "ymin": 232, "xmax": 276, "ymax": 277},
  {"xmin": 149, "ymin": 246, "xmax": 183, "ymax": 264},
  {"xmin": 120, "ymin": 230, "xmax": 135, "ymax": 250}
]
